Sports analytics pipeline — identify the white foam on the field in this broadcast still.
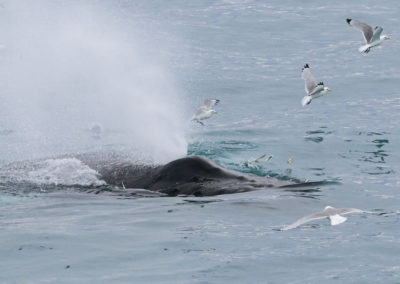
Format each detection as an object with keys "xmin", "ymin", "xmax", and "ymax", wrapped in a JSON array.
[{"xmin": 26, "ymin": 158, "xmax": 105, "ymax": 187}]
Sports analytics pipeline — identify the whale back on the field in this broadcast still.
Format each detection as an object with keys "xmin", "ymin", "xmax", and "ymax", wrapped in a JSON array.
[
  {"xmin": 78, "ymin": 154, "xmax": 295, "ymax": 196},
  {"xmin": 153, "ymin": 156, "xmax": 240, "ymax": 182},
  {"xmin": 145, "ymin": 156, "xmax": 254, "ymax": 196}
]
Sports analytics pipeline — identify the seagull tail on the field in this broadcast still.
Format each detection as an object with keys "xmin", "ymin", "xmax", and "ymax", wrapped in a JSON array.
[
  {"xmin": 301, "ymin": 95, "xmax": 312, "ymax": 106},
  {"xmin": 329, "ymin": 214, "xmax": 347, "ymax": 226},
  {"xmin": 358, "ymin": 44, "xmax": 370, "ymax": 53}
]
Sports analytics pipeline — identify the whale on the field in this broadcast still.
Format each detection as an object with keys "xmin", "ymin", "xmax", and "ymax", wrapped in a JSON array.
[
  {"xmin": 78, "ymin": 155, "xmax": 306, "ymax": 197},
  {"xmin": 0, "ymin": 154, "xmax": 327, "ymax": 197}
]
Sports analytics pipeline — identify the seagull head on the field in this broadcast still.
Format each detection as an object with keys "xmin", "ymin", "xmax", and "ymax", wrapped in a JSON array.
[
  {"xmin": 380, "ymin": 35, "xmax": 391, "ymax": 40},
  {"xmin": 324, "ymin": 206, "xmax": 334, "ymax": 211},
  {"xmin": 323, "ymin": 86, "xmax": 333, "ymax": 92}
]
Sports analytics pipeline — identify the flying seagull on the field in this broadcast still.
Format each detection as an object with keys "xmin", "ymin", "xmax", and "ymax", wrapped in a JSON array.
[
  {"xmin": 280, "ymin": 206, "xmax": 369, "ymax": 231},
  {"xmin": 301, "ymin": 64, "xmax": 332, "ymax": 106},
  {"xmin": 191, "ymin": 99, "xmax": 219, "ymax": 126},
  {"xmin": 253, "ymin": 154, "xmax": 267, "ymax": 163},
  {"xmin": 251, "ymin": 154, "xmax": 273, "ymax": 163},
  {"xmin": 346, "ymin": 19, "xmax": 391, "ymax": 53}
]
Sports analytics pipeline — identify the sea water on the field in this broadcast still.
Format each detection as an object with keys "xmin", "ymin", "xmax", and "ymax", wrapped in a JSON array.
[{"xmin": 1, "ymin": 1, "xmax": 400, "ymax": 283}]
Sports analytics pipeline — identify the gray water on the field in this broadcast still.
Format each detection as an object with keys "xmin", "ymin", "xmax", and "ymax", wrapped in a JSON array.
[{"xmin": 1, "ymin": 1, "xmax": 400, "ymax": 283}]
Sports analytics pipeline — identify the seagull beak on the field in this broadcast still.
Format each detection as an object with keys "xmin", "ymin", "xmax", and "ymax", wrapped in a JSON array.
[
  {"xmin": 387, "ymin": 36, "xmax": 391, "ymax": 40},
  {"xmin": 214, "ymin": 112, "xmax": 219, "ymax": 115},
  {"xmin": 327, "ymin": 88, "xmax": 333, "ymax": 92}
]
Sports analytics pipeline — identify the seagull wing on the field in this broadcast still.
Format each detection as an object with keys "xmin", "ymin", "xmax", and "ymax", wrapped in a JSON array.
[
  {"xmin": 347, "ymin": 19, "xmax": 374, "ymax": 44},
  {"xmin": 334, "ymin": 208, "xmax": 365, "ymax": 215},
  {"xmin": 371, "ymin": 26, "xmax": 383, "ymax": 43},
  {"xmin": 192, "ymin": 107, "xmax": 207, "ymax": 120},
  {"xmin": 301, "ymin": 65, "xmax": 317, "ymax": 95},
  {"xmin": 280, "ymin": 211, "xmax": 328, "ymax": 231},
  {"xmin": 309, "ymin": 84, "xmax": 324, "ymax": 96},
  {"xmin": 253, "ymin": 154, "xmax": 267, "ymax": 163},
  {"xmin": 200, "ymin": 99, "xmax": 220, "ymax": 110},
  {"xmin": 328, "ymin": 208, "xmax": 367, "ymax": 225},
  {"xmin": 281, "ymin": 207, "xmax": 371, "ymax": 231},
  {"xmin": 194, "ymin": 108, "xmax": 205, "ymax": 116}
]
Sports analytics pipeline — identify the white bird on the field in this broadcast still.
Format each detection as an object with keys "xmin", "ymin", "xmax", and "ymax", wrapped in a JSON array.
[
  {"xmin": 251, "ymin": 154, "xmax": 273, "ymax": 163},
  {"xmin": 346, "ymin": 18, "xmax": 391, "ymax": 53},
  {"xmin": 301, "ymin": 64, "xmax": 332, "ymax": 106},
  {"xmin": 253, "ymin": 154, "xmax": 267, "ymax": 163},
  {"xmin": 280, "ymin": 206, "xmax": 369, "ymax": 231},
  {"xmin": 191, "ymin": 99, "xmax": 220, "ymax": 126}
]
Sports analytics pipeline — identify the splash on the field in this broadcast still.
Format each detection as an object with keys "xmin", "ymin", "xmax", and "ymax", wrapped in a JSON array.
[
  {"xmin": 0, "ymin": 158, "xmax": 105, "ymax": 187},
  {"xmin": 26, "ymin": 158, "xmax": 106, "ymax": 187},
  {"xmin": 0, "ymin": 1, "xmax": 187, "ymax": 163}
]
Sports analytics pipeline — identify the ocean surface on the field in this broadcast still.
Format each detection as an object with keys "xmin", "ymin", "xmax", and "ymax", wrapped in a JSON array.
[{"xmin": 1, "ymin": 1, "xmax": 400, "ymax": 283}]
